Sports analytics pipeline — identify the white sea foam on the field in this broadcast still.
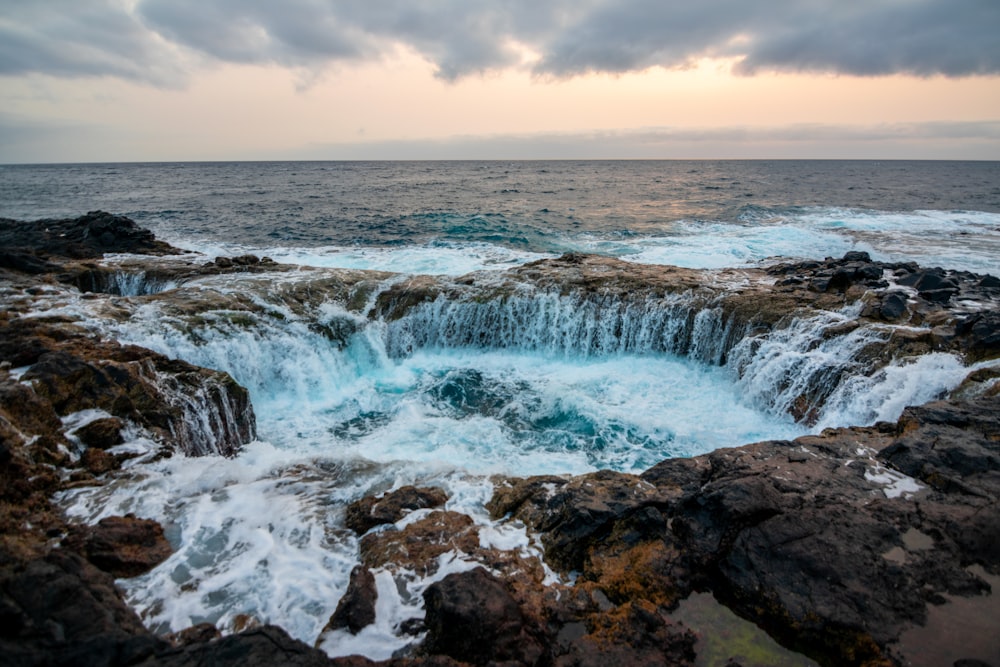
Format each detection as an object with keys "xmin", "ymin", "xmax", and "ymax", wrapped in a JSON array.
[
  {"xmin": 798, "ymin": 208, "xmax": 1000, "ymax": 275},
  {"xmin": 579, "ymin": 222, "xmax": 867, "ymax": 270},
  {"xmin": 155, "ymin": 237, "xmax": 551, "ymax": 276},
  {"xmin": 817, "ymin": 352, "xmax": 972, "ymax": 428},
  {"xmin": 573, "ymin": 209, "xmax": 1000, "ymax": 275}
]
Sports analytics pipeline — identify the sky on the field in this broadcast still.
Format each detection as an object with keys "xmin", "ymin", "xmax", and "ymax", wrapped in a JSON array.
[{"xmin": 1, "ymin": 0, "xmax": 999, "ymax": 163}]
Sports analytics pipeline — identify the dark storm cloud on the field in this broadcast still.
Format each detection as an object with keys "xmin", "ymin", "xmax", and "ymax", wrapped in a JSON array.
[
  {"xmin": 1, "ymin": 0, "xmax": 997, "ymax": 84},
  {"xmin": 0, "ymin": 0, "xmax": 185, "ymax": 85}
]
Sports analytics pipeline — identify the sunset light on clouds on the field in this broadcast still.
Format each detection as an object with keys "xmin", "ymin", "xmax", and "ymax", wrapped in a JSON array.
[{"xmin": 1, "ymin": 0, "xmax": 998, "ymax": 162}]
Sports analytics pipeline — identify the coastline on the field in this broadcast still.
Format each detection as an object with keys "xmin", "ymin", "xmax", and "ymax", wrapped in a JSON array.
[{"xmin": 2, "ymin": 212, "xmax": 998, "ymax": 666}]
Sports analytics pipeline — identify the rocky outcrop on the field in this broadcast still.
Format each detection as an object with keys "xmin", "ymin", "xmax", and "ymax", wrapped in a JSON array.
[
  {"xmin": 0, "ymin": 211, "xmax": 180, "ymax": 264},
  {"xmin": 422, "ymin": 567, "xmax": 545, "ymax": 665},
  {"xmin": 319, "ymin": 565, "xmax": 378, "ymax": 636},
  {"xmin": 345, "ymin": 486, "xmax": 450, "ymax": 535},
  {"xmin": 63, "ymin": 515, "xmax": 173, "ymax": 579},
  {"xmin": 2, "ymin": 214, "xmax": 999, "ymax": 666},
  {"xmin": 1, "ymin": 318, "xmax": 255, "ymax": 458},
  {"xmin": 483, "ymin": 394, "xmax": 1000, "ymax": 667},
  {"xmin": 318, "ymin": 394, "xmax": 1000, "ymax": 666}
]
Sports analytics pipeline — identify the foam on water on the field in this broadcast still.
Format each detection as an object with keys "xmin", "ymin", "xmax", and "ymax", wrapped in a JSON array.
[
  {"xmin": 790, "ymin": 208, "xmax": 1000, "ymax": 275},
  {"xmin": 154, "ymin": 236, "xmax": 552, "ymax": 276},
  {"xmin": 59, "ymin": 241, "xmax": 982, "ymax": 656},
  {"xmin": 153, "ymin": 205, "xmax": 1000, "ymax": 277},
  {"xmin": 817, "ymin": 352, "xmax": 972, "ymax": 429},
  {"xmin": 578, "ymin": 221, "xmax": 868, "ymax": 270}
]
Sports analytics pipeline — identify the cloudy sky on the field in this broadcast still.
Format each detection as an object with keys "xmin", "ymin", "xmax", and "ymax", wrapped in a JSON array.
[{"xmin": 2, "ymin": 0, "xmax": 998, "ymax": 162}]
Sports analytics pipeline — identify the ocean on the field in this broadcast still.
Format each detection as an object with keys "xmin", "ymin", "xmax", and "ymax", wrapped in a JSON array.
[{"xmin": 3, "ymin": 160, "xmax": 999, "ymax": 658}]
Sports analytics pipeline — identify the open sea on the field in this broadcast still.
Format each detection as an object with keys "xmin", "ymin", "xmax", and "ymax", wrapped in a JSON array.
[{"xmin": 3, "ymin": 160, "xmax": 1000, "ymax": 659}]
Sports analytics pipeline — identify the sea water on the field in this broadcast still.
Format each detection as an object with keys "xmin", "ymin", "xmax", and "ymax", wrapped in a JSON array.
[{"xmin": 4, "ymin": 160, "xmax": 999, "ymax": 655}]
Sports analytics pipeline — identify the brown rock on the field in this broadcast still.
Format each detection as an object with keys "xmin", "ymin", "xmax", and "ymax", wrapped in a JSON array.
[
  {"xmin": 80, "ymin": 447, "xmax": 118, "ymax": 475},
  {"xmin": 345, "ymin": 486, "xmax": 449, "ymax": 535},
  {"xmin": 75, "ymin": 417, "xmax": 126, "ymax": 449},
  {"xmin": 65, "ymin": 515, "xmax": 173, "ymax": 578},
  {"xmin": 319, "ymin": 565, "xmax": 378, "ymax": 637},
  {"xmin": 163, "ymin": 622, "xmax": 222, "ymax": 647},
  {"xmin": 360, "ymin": 511, "xmax": 479, "ymax": 576},
  {"xmin": 422, "ymin": 567, "xmax": 544, "ymax": 666}
]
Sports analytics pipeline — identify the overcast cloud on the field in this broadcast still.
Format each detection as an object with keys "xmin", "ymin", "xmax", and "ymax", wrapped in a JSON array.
[{"xmin": 1, "ymin": 0, "xmax": 997, "ymax": 84}]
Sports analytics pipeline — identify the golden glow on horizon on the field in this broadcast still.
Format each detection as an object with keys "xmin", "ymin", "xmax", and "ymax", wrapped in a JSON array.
[{"xmin": 3, "ymin": 51, "xmax": 999, "ymax": 161}]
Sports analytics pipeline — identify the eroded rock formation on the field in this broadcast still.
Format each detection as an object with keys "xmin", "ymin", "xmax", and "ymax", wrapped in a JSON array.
[{"xmin": 2, "ymin": 213, "xmax": 999, "ymax": 666}]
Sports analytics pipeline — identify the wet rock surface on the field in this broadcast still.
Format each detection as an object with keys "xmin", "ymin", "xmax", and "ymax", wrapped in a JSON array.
[
  {"xmin": 2, "ymin": 214, "xmax": 999, "ymax": 666},
  {"xmin": 1, "ymin": 318, "xmax": 256, "ymax": 458},
  {"xmin": 0, "ymin": 211, "xmax": 179, "ymax": 264},
  {"xmin": 63, "ymin": 515, "xmax": 173, "ymax": 579},
  {"xmin": 319, "ymin": 565, "xmax": 378, "ymax": 636},
  {"xmin": 346, "ymin": 486, "xmax": 450, "ymax": 535}
]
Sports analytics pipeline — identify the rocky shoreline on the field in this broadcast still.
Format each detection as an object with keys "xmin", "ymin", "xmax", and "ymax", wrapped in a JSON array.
[{"xmin": 1, "ymin": 213, "xmax": 998, "ymax": 666}]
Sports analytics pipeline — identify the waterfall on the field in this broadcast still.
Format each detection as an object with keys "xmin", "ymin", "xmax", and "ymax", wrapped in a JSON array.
[
  {"xmin": 383, "ymin": 290, "xmax": 740, "ymax": 365},
  {"xmin": 77, "ymin": 269, "xmax": 179, "ymax": 296}
]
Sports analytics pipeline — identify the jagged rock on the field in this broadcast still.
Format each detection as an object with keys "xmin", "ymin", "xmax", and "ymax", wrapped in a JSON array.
[
  {"xmin": 360, "ymin": 511, "xmax": 480, "ymax": 575},
  {"xmin": 319, "ymin": 565, "xmax": 377, "ymax": 636},
  {"xmin": 162, "ymin": 623, "xmax": 221, "ymax": 647},
  {"xmin": 63, "ymin": 515, "xmax": 172, "ymax": 578},
  {"xmin": 956, "ymin": 312, "xmax": 1000, "ymax": 361},
  {"xmin": 345, "ymin": 486, "xmax": 449, "ymax": 535},
  {"xmin": 488, "ymin": 470, "xmax": 673, "ymax": 572},
  {"xmin": 0, "ymin": 211, "xmax": 180, "ymax": 261},
  {"xmin": 75, "ymin": 417, "xmax": 126, "ymax": 449},
  {"xmin": 140, "ymin": 625, "xmax": 336, "ymax": 667},
  {"xmin": 0, "ymin": 372, "xmax": 64, "ymax": 438},
  {"xmin": 422, "ymin": 567, "xmax": 544, "ymax": 665},
  {"xmin": 486, "ymin": 394, "xmax": 1000, "ymax": 666},
  {"xmin": 3, "ymin": 319, "xmax": 255, "ymax": 458},
  {"xmin": 879, "ymin": 291, "xmax": 909, "ymax": 320},
  {"xmin": 80, "ymin": 447, "xmax": 119, "ymax": 475},
  {"xmin": 0, "ymin": 548, "xmax": 165, "ymax": 667}
]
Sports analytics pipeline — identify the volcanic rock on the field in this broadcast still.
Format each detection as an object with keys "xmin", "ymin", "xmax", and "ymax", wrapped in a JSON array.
[
  {"xmin": 0, "ymin": 549, "xmax": 165, "ymax": 667},
  {"xmin": 486, "ymin": 394, "xmax": 1000, "ymax": 666},
  {"xmin": 74, "ymin": 417, "xmax": 126, "ymax": 450},
  {"xmin": 0, "ymin": 211, "xmax": 179, "ymax": 261},
  {"xmin": 319, "ymin": 565, "xmax": 378, "ymax": 636},
  {"xmin": 2, "ymin": 318, "xmax": 256, "ymax": 458},
  {"xmin": 422, "ymin": 567, "xmax": 544, "ymax": 665},
  {"xmin": 345, "ymin": 486, "xmax": 449, "ymax": 535},
  {"xmin": 63, "ymin": 515, "xmax": 173, "ymax": 579}
]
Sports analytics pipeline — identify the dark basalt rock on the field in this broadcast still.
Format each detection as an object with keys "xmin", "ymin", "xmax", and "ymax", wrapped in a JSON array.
[
  {"xmin": 3, "ymin": 318, "xmax": 256, "ymax": 458},
  {"xmin": 345, "ymin": 486, "xmax": 449, "ymax": 535},
  {"xmin": 0, "ymin": 549, "xmax": 166, "ymax": 667},
  {"xmin": 140, "ymin": 625, "xmax": 337, "ymax": 667},
  {"xmin": 320, "ymin": 565, "xmax": 378, "ymax": 636},
  {"xmin": 0, "ymin": 211, "xmax": 180, "ymax": 261},
  {"xmin": 879, "ymin": 291, "xmax": 909, "ymax": 320},
  {"xmin": 488, "ymin": 470, "xmax": 673, "ymax": 572},
  {"xmin": 422, "ymin": 567, "xmax": 544, "ymax": 666},
  {"xmin": 75, "ymin": 417, "xmax": 126, "ymax": 450},
  {"xmin": 63, "ymin": 515, "xmax": 173, "ymax": 579}
]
